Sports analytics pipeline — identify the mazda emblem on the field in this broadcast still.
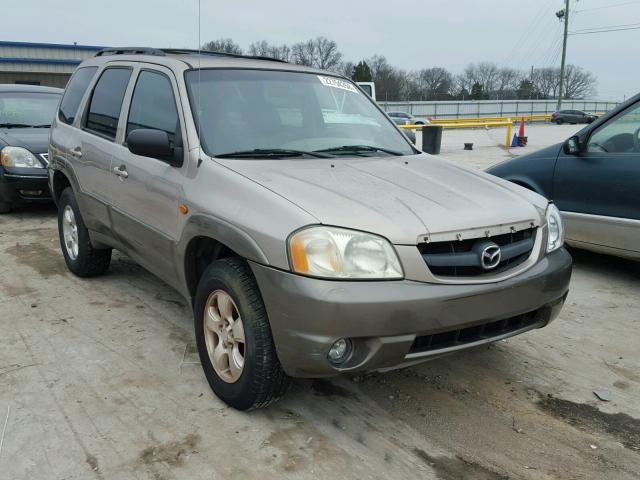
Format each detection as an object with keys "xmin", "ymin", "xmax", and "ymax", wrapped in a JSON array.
[{"xmin": 481, "ymin": 244, "xmax": 502, "ymax": 270}]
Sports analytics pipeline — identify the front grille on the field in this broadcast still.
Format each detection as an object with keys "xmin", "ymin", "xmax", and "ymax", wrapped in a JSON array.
[
  {"xmin": 419, "ymin": 227, "xmax": 537, "ymax": 277},
  {"xmin": 408, "ymin": 311, "xmax": 542, "ymax": 355},
  {"xmin": 38, "ymin": 153, "xmax": 49, "ymax": 165}
]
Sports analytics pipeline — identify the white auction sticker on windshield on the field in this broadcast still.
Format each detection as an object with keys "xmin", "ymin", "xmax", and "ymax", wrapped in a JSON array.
[{"xmin": 317, "ymin": 75, "xmax": 358, "ymax": 93}]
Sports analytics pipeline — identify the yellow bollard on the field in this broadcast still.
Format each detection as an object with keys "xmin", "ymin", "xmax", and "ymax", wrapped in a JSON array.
[{"xmin": 505, "ymin": 118, "xmax": 513, "ymax": 148}]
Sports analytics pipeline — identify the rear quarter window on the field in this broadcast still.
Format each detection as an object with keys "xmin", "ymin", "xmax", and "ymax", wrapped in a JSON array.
[{"xmin": 58, "ymin": 67, "xmax": 98, "ymax": 125}]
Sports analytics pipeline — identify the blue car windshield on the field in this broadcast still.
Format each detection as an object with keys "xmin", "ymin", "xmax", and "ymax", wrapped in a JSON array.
[{"xmin": 184, "ymin": 69, "xmax": 414, "ymax": 157}]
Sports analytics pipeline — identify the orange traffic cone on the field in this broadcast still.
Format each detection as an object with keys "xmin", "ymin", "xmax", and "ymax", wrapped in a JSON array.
[
  {"xmin": 518, "ymin": 117, "xmax": 525, "ymax": 137},
  {"xmin": 517, "ymin": 117, "xmax": 528, "ymax": 147}
]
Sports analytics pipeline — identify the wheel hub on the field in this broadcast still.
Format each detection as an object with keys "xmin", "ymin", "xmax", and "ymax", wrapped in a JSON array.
[
  {"xmin": 203, "ymin": 290, "xmax": 245, "ymax": 383},
  {"xmin": 62, "ymin": 205, "xmax": 79, "ymax": 260}
]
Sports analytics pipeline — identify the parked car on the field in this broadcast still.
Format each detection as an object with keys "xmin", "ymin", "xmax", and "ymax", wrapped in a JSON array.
[
  {"xmin": 49, "ymin": 47, "xmax": 572, "ymax": 410},
  {"xmin": 0, "ymin": 84, "xmax": 62, "ymax": 213},
  {"xmin": 488, "ymin": 93, "xmax": 640, "ymax": 261},
  {"xmin": 387, "ymin": 111, "xmax": 430, "ymax": 125},
  {"xmin": 550, "ymin": 109, "xmax": 597, "ymax": 125}
]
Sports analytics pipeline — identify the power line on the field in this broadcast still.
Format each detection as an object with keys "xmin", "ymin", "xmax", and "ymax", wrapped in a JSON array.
[
  {"xmin": 570, "ymin": 25, "xmax": 640, "ymax": 34},
  {"xmin": 572, "ymin": 21, "xmax": 640, "ymax": 32}
]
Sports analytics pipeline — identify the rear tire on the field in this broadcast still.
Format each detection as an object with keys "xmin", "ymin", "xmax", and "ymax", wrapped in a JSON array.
[
  {"xmin": 194, "ymin": 257, "xmax": 290, "ymax": 410},
  {"xmin": 0, "ymin": 202, "xmax": 10, "ymax": 214},
  {"xmin": 57, "ymin": 187, "xmax": 111, "ymax": 277}
]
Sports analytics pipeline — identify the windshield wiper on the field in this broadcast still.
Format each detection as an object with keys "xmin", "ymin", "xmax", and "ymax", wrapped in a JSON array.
[
  {"xmin": 314, "ymin": 145, "xmax": 403, "ymax": 156},
  {"xmin": 0, "ymin": 123, "xmax": 51, "ymax": 129},
  {"xmin": 0, "ymin": 123, "xmax": 32, "ymax": 129},
  {"xmin": 216, "ymin": 148, "xmax": 331, "ymax": 159}
]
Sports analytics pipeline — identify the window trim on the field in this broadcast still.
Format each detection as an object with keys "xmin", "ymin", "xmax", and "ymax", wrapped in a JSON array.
[
  {"xmin": 124, "ymin": 68, "xmax": 183, "ymax": 147},
  {"xmin": 57, "ymin": 66, "xmax": 98, "ymax": 126},
  {"xmin": 82, "ymin": 66, "xmax": 134, "ymax": 142}
]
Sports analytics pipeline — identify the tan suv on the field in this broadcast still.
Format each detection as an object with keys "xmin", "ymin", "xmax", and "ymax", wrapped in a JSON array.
[{"xmin": 49, "ymin": 47, "xmax": 572, "ymax": 410}]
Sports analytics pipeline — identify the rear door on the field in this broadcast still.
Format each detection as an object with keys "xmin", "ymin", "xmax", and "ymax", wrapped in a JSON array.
[
  {"xmin": 110, "ymin": 66, "xmax": 187, "ymax": 282},
  {"xmin": 78, "ymin": 65, "xmax": 133, "ymax": 231},
  {"xmin": 553, "ymin": 100, "xmax": 640, "ymax": 255}
]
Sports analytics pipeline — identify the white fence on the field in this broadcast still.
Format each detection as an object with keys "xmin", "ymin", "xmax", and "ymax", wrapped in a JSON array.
[{"xmin": 378, "ymin": 99, "xmax": 620, "ymax": 120}]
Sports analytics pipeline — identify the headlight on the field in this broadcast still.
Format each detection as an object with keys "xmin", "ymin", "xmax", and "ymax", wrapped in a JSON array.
[
  {"xmin": 0, "ymin": 146, "xmax": 43, "ymax": 168},
  {"xmin": 546, "ymin": 203, "xmax": 564, "ymax": 253},
  {"xmin": 288, "ymin": 226, "xmax": 403, "ymax": 279}
]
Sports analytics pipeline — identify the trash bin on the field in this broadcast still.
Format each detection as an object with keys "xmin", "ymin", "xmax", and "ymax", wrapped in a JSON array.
[{"xmin": 421, "ymin": 125, "xmax": 443, "ymax": 155}]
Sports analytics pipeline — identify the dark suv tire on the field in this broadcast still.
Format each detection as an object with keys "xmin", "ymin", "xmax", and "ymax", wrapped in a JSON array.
[
  {"xmin": 194, "ymin": 257, "xmax": 290, "ymax": 410},
  {"xmin": 57, "ymin": 187, "xmax": 112, "ymax": 277},
  {"xmin": 0, "ymin": 202, "xmax": 10, "ymax": 214}
]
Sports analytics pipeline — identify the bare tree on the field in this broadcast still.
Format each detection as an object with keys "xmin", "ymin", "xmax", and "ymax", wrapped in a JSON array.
[
  {"xmin": 201, "ymin": 38, "xmax": 243, "ymax": 55},
  {"xmin": 414, "ymin": 67, "xmax": 454, "ymax": 100},
  {"xmin": 532, "ymin": 67, "xmax": 559, "ymax": 99},
  {"xmin": 339, "ymin": 60, "xmax": 355, "ymax": 78},
  {"xmin": 495, "ymin": 68, "xmax": 521, "ymax": 98},
  {"xmin": 563, "ymin": 64, "xmax": 597, "ymax": 99},
  {"xmin": 367, "ymin": 55, "xmax": 406, "ymax": 101},
  {"xmin": 291, "ymin": 37, "xmax": 343, "ymax": 71},
  {"xmin": 248, "ymin": 41, "xmax": 291, "ymax": 62}
]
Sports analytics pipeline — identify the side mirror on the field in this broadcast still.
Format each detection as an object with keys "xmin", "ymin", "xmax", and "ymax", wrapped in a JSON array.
[
  {"xmin": 127, "ymin": 129, "xmax": 178, "ymax": 164},
  {"xmin": 563, "ymin": 136, "xmax": 581, "ymax": 155}
]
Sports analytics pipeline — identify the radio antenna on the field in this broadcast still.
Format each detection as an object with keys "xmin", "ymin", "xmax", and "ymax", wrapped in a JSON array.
[{"xmin": 197, "ymin": 0, "xmax": 202, "ymax": 161}]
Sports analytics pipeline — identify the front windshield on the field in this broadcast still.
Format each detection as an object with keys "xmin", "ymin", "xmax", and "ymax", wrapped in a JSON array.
[
  {"xmin": 0, "ymin": 92, "xmax": 61, "ymax": 127},
  {"xmin": 185, "ymin": 69, "xmax": 414, "ymax": 157}
]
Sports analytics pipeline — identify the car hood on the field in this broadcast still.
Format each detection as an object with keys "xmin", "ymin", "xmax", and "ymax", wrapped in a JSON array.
[
  {"xmin": 0, "ymin": 128, "xmax": 50, "ymax": 153},
  {"xmin": 217, "ymin": 154, "xmax": 545, "ymax": 245}
]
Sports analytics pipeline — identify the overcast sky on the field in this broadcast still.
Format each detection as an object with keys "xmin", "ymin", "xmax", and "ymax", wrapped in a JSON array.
[{"xmin": 5, "ymin": 0, "xmax": 639, "ymax": 100}]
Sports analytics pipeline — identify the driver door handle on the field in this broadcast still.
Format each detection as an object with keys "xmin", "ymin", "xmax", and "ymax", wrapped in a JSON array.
[{"xmin": 113, "ymin": 165, "xmax": 129, "ymax": 179}]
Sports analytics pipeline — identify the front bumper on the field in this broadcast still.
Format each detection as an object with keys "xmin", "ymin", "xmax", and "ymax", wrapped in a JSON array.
[
  {"xmin": 250, "ymin": 248, "xmax": 572, "ymax": 377},
  {"xmin": 0, "ymin": 167, "xmax": 51, "ymax": 205}
]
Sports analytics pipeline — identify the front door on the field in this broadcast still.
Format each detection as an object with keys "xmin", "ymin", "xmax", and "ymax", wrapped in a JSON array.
[
  {"xmin": 553, "ymin": 101, "xmax": 640, "ymax": 256},
  {"xmin": 110, "ymin": 67, "xmax": 187, "ymax": 283}
]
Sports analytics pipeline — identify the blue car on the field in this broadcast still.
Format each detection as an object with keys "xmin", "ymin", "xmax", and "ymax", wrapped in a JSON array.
[{"xmin": 488, "ymin": 94, "xmax": 640, "ymax": 261}]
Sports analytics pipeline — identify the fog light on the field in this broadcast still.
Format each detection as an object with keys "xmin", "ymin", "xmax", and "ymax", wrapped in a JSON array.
[
  {"xmin": 327, "ymin": 338, "xmax": 352, "ymax": 365},
  {"xmin": 20, "ymin": 189, "xmax": 43, "ymax": 196}
]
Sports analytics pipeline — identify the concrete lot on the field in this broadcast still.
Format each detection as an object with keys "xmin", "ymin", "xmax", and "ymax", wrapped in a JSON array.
[{"xmin": 1, "ymin": 124, "xmax": 639, "ymax": 480}]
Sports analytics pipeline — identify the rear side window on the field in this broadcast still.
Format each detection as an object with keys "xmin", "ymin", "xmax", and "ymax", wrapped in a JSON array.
[
  {"xmin": 85, "ymin": 68, "xmax": 132, "ymax": 140},
  {"xmin": 58, "ymin": 67, "xmax": 97, "ymax": 125},
  {"xmin": 126, "ymin": 70, "xmax": 180, "ymax": 145}
]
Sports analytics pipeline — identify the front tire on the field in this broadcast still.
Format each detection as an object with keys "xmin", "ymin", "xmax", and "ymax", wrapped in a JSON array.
[
  {"xmin": 57, "ymin": 187, "xmax": 111, "ymax": 277},
  {"xmin": 194, "ymin": 257, "xmax": 289, "ymax": 410},
  {"xmin": 0, "ymin": 202, "xmax": 10, "ymax": 214}
]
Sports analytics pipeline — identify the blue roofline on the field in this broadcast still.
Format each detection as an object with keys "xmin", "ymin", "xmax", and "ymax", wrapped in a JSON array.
[
  {"xmin": 0, "ymin": 40, "xmax": 104, "ymax": 51},
  {"xmin": 0, "ymin": 57, "xmax": 82, "ymax": 65}
]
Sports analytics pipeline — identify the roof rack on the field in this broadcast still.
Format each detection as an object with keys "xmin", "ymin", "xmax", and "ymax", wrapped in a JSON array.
[
  {"xmin": 95, "ymin": 47, "xmax": 165, "ymax": 57},
  {"xmin": 161, "ymin": 48, "xmax": 288, "ymax": 63},
  {"xmin": 94, "ymin": 46, "xmax": 287, "ymax": 63}
]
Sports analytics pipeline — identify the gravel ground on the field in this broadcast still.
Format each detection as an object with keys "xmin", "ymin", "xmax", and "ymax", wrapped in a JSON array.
[{"xmin": 1, "ymin": 124, "xmax": 638, "ymax": 480}]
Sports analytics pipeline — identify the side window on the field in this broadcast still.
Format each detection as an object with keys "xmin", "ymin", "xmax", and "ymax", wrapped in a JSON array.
[
  {"xmin": 126, "ymin": 70, "xmax": 180, "ymax": 146},
  {"xmin": 58, "ymin": 67, "xmax": 97, "ymax": 125},
  {"xmin": 85, "ymin": 68, "xmax": 132, "ymax": 140},
  {"xmin": 587, "ymin": 102, "xmax": 640, "ymax": 154}
]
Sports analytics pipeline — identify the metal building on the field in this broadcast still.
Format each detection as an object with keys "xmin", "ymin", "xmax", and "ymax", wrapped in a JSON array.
[{"xmin": 0, "ymin": 41, "xmax": 103, "ymax": 88}]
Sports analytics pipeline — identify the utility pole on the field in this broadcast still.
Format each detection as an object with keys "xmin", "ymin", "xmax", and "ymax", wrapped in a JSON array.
[{"xmin": 556, "ymin": 0, "xmax": 570, "ymax": 110}]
